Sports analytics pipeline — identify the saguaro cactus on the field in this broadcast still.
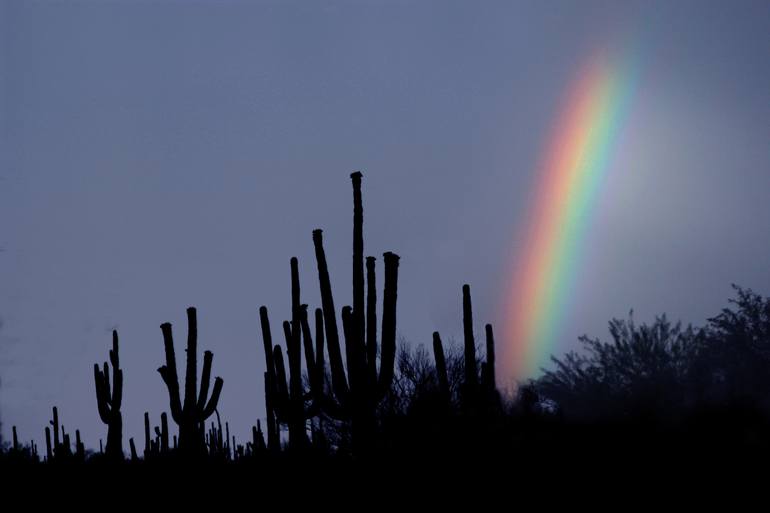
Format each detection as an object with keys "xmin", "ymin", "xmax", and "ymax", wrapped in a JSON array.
[
  {"xmin": 94, "ymin": 330, "xmax": 124, "ymax": 460},
  {"xmin": 158, "ymin": 307, "xmax": 224, "ymax": 455},
  {"xmin": 311, "ymin": 172, "xmax": 401, "ymax": 453}
]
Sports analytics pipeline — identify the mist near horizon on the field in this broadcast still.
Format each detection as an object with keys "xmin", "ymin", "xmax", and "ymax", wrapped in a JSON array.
[{"xmin": 1, "ymin": 0, "xmax": 768, "ymax": 449}]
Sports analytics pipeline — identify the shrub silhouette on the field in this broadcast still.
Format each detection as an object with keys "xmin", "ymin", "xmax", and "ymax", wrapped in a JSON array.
[
  {"xmin": 535, "ymin": 286, "xmax": 770, "ymax": 426},
  {"xmin": 536, "ymin": 313, "xmax": 705, "ymax": 422}
]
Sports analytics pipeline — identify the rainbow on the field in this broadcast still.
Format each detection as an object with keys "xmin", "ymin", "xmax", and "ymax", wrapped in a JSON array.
[{"xmin": 500, "ymin": 47, "xmax": 641, "ymax": 382}]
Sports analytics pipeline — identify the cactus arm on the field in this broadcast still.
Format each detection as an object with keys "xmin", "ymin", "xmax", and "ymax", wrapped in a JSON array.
[
  {"xmin": 197, "ymin": 350, "xmax": 213, "ymax": 410},
  {"xmin": 129, "ymin": 438, "xmax": 138, "ymax": 460},
  {"xmin": 314, "ymin": 308, "xmax": 325, "ymax": 383},
  {"xmin": 159, "ymin": 322, "xmax": 184, "ymax": 423},
  {"xmin": 259, "ymin": 306, "xmax": 275, "ymax": 375},
  {"xmin": 200, "ymin": 377, "xmax": 224, "ymax": 420},
  {"xmin": 183, "ymin": 307, "xmax": 199, "ymax": 412},
  {"xmin": 432, "ymin": 332, "xmax": 450, "ymax": 402},
  {"xmin": 144, "ymin": 412, "xmax": 151, "ymax": 456},
  {"xmin": 110, "ymin": 329, "xmax": 119, "ymax": 369},
  {"xmin": 282, "ymin": 320, "xmax": 302, "ymax": 408},
  {"xmin": 484, "ymin": 324, "xmax": 497, "ymax": 391},
  {"xmin": 102, "ymin": 362, "xmax": 111, "ymax": 400},
  {"xmin": 312, "ymin": 229, "xmax": 349, "ymax": 401},
  {"xmin": 462, "ymin": 284, "xmax": 478, "ymax": 389},
  {"xmin": 273, "ymin": 344, "xmax": 289, "ymax": 419},
  {"xmin": 264, "ymin": 371, "xmax": 279, "ymax": 450},
  {"xmin": 351, "ymin": 171, "xmax": 366, "ymax": 365},
  {"xmin": 160, "ymin": 412, "xmax": 169, "ymax": 452},
  {"xmin": 158, "ymin": 366, "xmax": 183, "ymax": 423},
  {"xmin": 341, "ymin": 306, "xmax": 357, "ymax": 392},
  {"xmin": 112, "ymin": 367, "xmax": 123, "ymax": 412},
  {"xmin": 52, "ymin": 406, "xmax": 60, "ymax": 449},
  {"xmin": 300, "ymin": 306, "xmax": 317, "ymax": 380},
  {"xmin": 94, "ymin": 364, "xmax": 112, "ymax": 423},
  {"xmin": 366, "ymin": 256, "xmax": 378, "ymax": 384},
  {"xmin": 378, "ymin": 252, "xmax": 400, "ymax": 394}
]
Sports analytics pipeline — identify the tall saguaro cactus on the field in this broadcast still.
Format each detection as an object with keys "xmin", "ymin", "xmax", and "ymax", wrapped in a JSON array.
[
  {"xmin": 311, "ymin": 172, "xmax": 401, "ymax": 453},
  {"xmin": 158, "ymin": 307, "xmax": 224, "ymax": 455},
  {"xmin": 94, "ymin": 330, "xmax": 124, "ymax": 460}
]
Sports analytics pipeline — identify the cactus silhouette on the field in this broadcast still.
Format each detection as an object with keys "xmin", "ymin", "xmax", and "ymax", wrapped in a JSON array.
[
  {"xmin": 75, "ymin": 429, "xmax": 85, "ymax": 461},
  {"xmin": 433, "ymin": 284, "xmax": 499, "ymax": 413},
  {"xmin": 252, "ymin": 420, "xmax": 267, "ymax": 452},
  {"xmin": 432, "ymin": 332, "xmax": 451, "ymax": 404},
  {"xmin": 311, "ymin": 172, "xmax": 401, "ymax": 454},
  {"xmin": 129, "ymin": 438, "xmax": 138, "ymax": 461},
  {"xmin": 93, "ymin": 329, "xmax": 124, "ymax": 460},
  {"xmin": 143, "ymin": 411, "xmax": 151, "ymax": 458},
  {"xmin": 153, "ymin": 412, "xmax": 169, "ymax": 454},
  {"xmin": 157, "ymin": 307, "xmax": 224, "ymax": 456}
]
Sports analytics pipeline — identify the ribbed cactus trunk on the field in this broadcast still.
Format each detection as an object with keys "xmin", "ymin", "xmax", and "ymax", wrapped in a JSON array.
[{"xmin": 158, "ymin": 307, "xmax": 224, "ymax": 457}]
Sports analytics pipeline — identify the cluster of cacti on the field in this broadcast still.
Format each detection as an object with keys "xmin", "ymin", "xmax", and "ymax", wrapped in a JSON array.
[
  {"xmin": 251, "ymin": 420, "xmax": 267, "ymax": 452},
  {"xmin": 6, "ymin": 425, "xmax": 40, "ymax": 462},
  {"xmin": 137, "ymin": 411, "xmax": 173, "ymax": 460},
  {"xmin": 258, "ymin": 172, "xmax": 401, "ymax": 455},
  {"xmin": 43, "ymin": 406, "xmax": 87, "ymax": 462},
  {"xmin": 205, "ymin": 411, "xmax": 230, "ymax": 459},
  {"xmin": 2, "ymin": 172, "xmax": 506, "ymax": 464}
]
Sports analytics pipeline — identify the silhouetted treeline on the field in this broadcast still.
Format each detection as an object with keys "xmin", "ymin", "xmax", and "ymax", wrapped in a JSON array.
[{"xmin": 2, "ymin": 173, "xmax": 770, "ymax": 472}]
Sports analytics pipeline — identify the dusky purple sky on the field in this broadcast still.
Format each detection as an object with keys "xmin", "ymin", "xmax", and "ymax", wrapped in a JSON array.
[{"xmin": 1, "ymin": 0, "xmax": 768, "ymax": 450}]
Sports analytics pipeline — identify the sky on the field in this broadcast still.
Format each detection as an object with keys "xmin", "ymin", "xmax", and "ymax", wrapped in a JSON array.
[{"xmin": 1, "ymin": 0, "xmax": 768, "ymax": 450}]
